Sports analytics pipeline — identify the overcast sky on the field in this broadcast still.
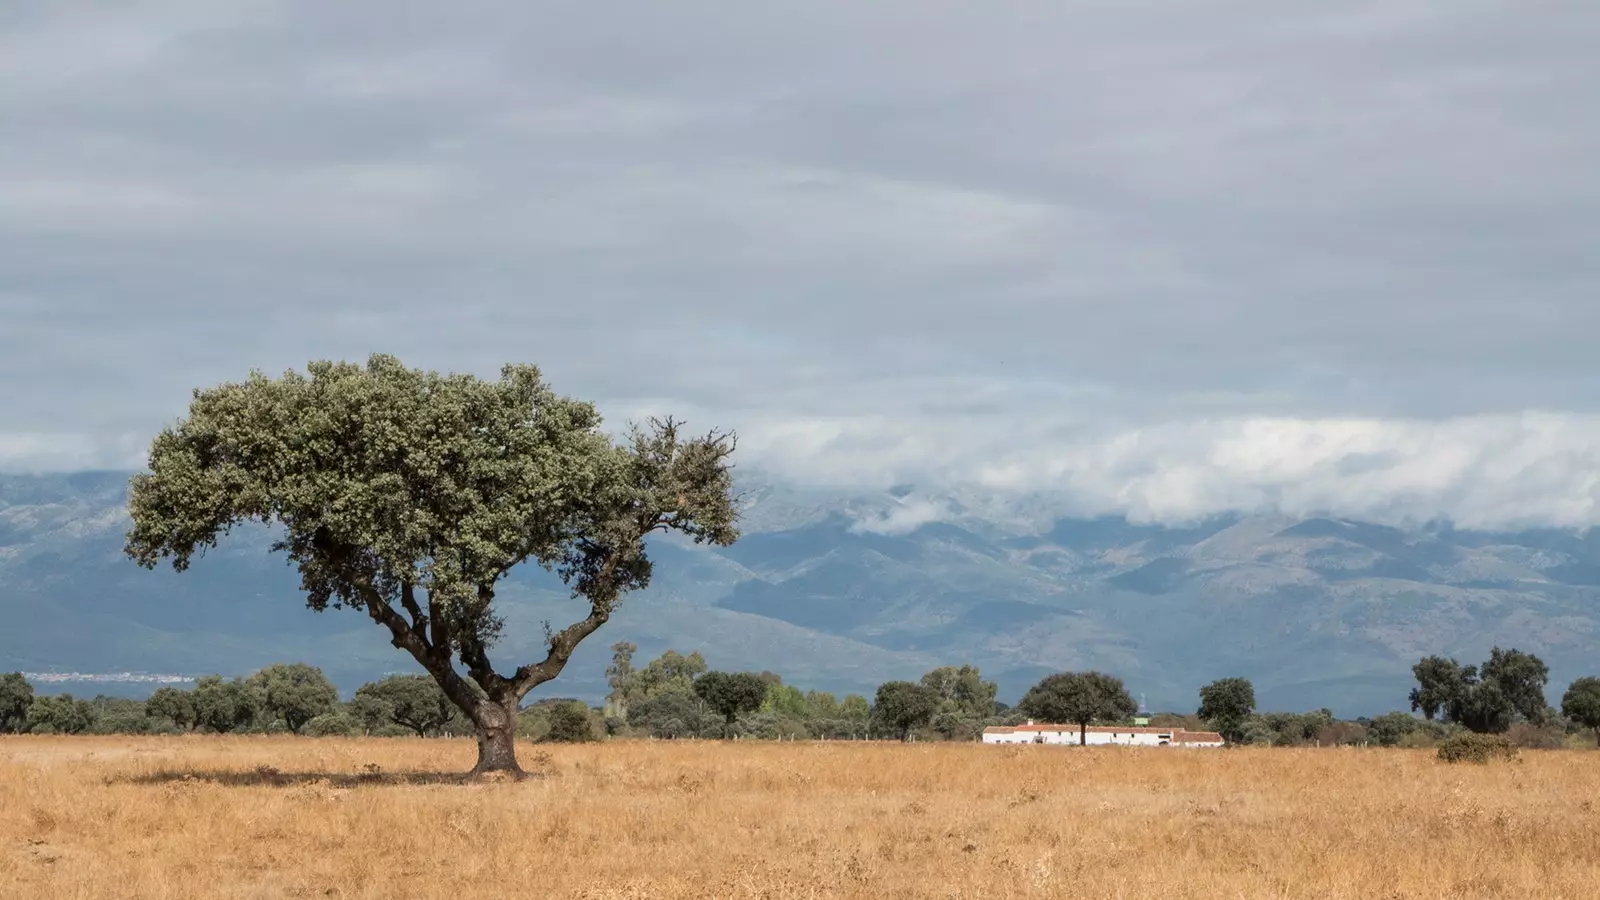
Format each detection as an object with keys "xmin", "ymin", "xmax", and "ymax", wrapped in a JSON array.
[{"xmin": 3, "ymin": 1, "xmax": 1598, "ymax": 527}]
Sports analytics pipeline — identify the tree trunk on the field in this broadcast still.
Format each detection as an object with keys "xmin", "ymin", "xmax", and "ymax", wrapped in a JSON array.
[
  {"xmin": 1594, "ymin": 727, "xmax": 1599, "ymax": 748},
  {"xmin": 469, "ymin": 699, "xmax": 524, "ymax": 779},
  {"xmin": 1080, "ymin": 722, "xmax": 1087, "ymax": 746}
]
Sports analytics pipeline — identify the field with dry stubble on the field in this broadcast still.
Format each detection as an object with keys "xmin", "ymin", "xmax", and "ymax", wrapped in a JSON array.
[{"xmin": 2, "ymin": 736, "xmax": 1598, "ymax": 899}]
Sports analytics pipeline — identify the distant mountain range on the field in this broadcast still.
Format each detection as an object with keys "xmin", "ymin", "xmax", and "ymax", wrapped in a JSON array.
[{"xmin": 3, "ymin": 471, "xmax": 1597, "ymax": 716}]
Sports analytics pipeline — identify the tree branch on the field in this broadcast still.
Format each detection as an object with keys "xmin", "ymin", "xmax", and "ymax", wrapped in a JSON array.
[
  {"xmin": 359, "ymin": 584, "xmax": 480, "ymax": 714},
  {"xmin": 509, "ymin": 604, "xmax": 611, "ymax": 699}
]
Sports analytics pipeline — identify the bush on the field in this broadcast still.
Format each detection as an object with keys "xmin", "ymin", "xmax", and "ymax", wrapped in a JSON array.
[
  {"xmin": 1437, "ymin": 732, "xmax": 1518, "ymax": 764},
  {"xmin": 1505, "ymin": 722, "xmax": 1566, "ymax": 750},
  {"xmin": 544, "ymin": 701, "xmax": 597, "ymax": 743}
]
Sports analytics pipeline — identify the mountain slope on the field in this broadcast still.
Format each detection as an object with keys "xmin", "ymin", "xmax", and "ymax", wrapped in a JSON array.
[{"xmin": 2, "ymin": 471, "xmax": 1597, "ymax": 715}]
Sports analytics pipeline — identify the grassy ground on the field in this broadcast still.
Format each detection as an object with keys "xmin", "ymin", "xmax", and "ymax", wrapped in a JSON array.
[{"xmin": 2, "ymin": 735, "xmax": 1598, "ymax": 899}]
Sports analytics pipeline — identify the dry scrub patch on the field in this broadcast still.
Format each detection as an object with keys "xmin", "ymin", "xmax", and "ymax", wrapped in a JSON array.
[{"xmin": 2, "ymin": 736, "xmax": 1598, "ymax": 898}]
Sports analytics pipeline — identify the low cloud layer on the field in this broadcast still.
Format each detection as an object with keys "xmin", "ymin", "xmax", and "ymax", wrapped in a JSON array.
[{"xmin": 2, "ymin": 2, "xmax": 1597, "ymax": 528}]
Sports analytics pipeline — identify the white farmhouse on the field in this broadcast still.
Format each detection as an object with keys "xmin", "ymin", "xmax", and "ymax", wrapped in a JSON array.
[{"xmin": 982, "ymin": 721, "xmax": 1224, "ymax": 748}]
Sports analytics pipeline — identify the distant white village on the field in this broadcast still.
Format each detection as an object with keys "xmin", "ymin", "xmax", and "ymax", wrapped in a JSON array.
[
  {"xmin": 983, "ymin": 721, "xmax": 1225, "ymax": 747},
  {"xmin": 21, "ymin": 672, "xmax": 194, "ymax": 685}
]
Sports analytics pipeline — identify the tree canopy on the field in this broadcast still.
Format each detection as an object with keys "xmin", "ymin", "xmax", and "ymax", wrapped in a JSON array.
[
  {"xmin": 873, "ymin": 681, "xmax": 940, "ymax": 741},
  {"xmin": 1561, "ymin": 676, "xmax": 1600, "ymax": 746},
  {"xmin": 123, "ymin": 355, "xmax": 739, "ymax": 776},
  {"xmin": 1018, "ymin": 671, "xmax": 1137, "ymax": 745},
  {"xmin": 1197, "ymin": 677, "xmax": 1256, "ymax": 743},
  {"xmin": 1408, "ymin": 648, "xmax": 1548, "ymax": 734},
  {"xmin": 354, "ymin": 674, "xmax": 457, "ymax": 737},
  {"xmin": 0, "ymin": 673, "xmax": 34, "ymax": 734},
  {"xmin": 250, "ymin": 663, "xmax": 338, "ymax": 734},
  {"xmin": 693, "ymin": 671, "xmax": 771, "ymax": 734}
]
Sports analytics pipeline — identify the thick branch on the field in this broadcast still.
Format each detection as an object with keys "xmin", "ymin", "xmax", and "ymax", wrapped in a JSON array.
[
  {"xmin": 509, "ymin": 605, "xmax": 610, "ymax": 699},
  {"xmin": 359, "ymin": 585, "xmax": 480, "ymax": 713},
  {"xmin": 399, "ymin": 583, "xmax": 428, "ymax": 639}
]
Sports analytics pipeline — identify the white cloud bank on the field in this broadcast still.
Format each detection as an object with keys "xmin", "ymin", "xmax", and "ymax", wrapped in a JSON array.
[{"xmin": 731, "ymin": 411, "xmax": 1600, "ymax": 531}]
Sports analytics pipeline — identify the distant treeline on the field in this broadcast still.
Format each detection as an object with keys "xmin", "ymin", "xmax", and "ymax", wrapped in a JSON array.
[{"xmin": 4, "ymin": 642, "xmax": 1599, "ymax": 749}]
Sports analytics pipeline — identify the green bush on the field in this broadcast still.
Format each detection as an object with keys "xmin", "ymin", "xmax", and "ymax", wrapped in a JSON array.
[
  {"xmin": 1437, "ymin": 732, "xmax": 1518, "ymax": 764},
  {"xmin": 544, "ymin": 701, "xmax": 597, "ymax": 743}
]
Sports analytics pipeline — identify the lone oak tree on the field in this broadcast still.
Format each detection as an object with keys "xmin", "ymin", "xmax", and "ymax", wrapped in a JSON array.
[
  {"xmin": 1018, "ymin": 671, "xmax": 1138, "ymax": 745},
  {"xmin": 124, "ymin": 355, "xmax": 738, "ymax": 777}
]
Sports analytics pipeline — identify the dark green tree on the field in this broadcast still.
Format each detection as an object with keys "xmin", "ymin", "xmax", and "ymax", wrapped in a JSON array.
[
  {"xmin": 1409, "ymin": 655, "xmax": 1466, "ymax": 721},
  {"xmin": 1018, "ymin": 671, "xmax": 1138, "ymax": 745},
  {"xmin": 1561, "ymin": 677, "xmax": 1600, "ymax": 746},
  {"xmin": 872, "ymin": 681, "xmax": 940, "ymax": 741},
  {"xmin": 693, "ymin": 671, "xmax": 769, "ymax": 736},
  {"xmin": 250, "ymin": 663, "xmax": 339, "ymax": 734},
  {"xmin": 1197, "ymin": 677, "xmax": 1256, "ymax": 743},
  {"xmin": 1410, "ymin": 648, "xmax": 1547, "ymax": 734},
  {"xmin": 123, "ymin": 355, "xmax": 739, "ymax": 777},
  {"xmin": 191, "ymin": 676, "xmax": 260, "ymax": 733},
  {"xmin": 1478, "ymin": 647, "xmax": 1548, "ymax": 725},
  {"xmin": 145, "ymin": 686, "xmax": 197, "ymax": 731},
  {"xmin": 0, "ymin": 672, "xmax": 34, "ymax": 734},
  {"xmin": 353, "ymin": 675, "xmax": 456, "ymax": 737},
  {"xmin": 544, "ymin": 701, "xmax": 596, "ymax": 743},
  {"xmin": 26, "ymin": 693, "xmax": 95, "ymax": 734}
]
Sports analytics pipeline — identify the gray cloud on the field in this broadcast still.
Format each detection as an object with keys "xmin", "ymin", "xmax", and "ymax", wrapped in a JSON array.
[{"xmin": 2, "ymin": 1, "xmax": 1597, "ymax": 524}]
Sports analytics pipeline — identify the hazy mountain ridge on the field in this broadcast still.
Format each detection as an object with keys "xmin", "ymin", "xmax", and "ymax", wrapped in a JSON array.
[{"xmin": 2, "ymin": 471, "xmax": 1597, "ymax": 715}]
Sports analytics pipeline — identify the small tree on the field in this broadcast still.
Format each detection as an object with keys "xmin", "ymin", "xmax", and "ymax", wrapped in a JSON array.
[
  {"xmin": 145, "ymin": 686, "xmax": 197, "ymax": 731},
  {"xmin": 354, "ymin": 675, "xmax": 456, "ymax": 737},
  {"xmin": 1197, "ymin": 677, "xmax": 1256, "ymax": 744},
  {"xmin": 1018, "ymin": 671, "xmax": 1138, "ymax": 745},
  {"xmin": 250, "ymin": 663, "xmax": 339, "ymax": 734},
  {"xmin": 1365, "ymin": 711, "xmax": 1422, "ymax": 747},
  {"xmin": 0, "ymin": 673, "xmax": 34, "ymax": 734},
  {"xmin": 693, "ymin": 671, "xmax": 769, "ymax": 737},
  {"xmin": 123, "ymin": 356, "xmax": 739, "ymax": 777},
  {"xmin": 26, "ymin": 693, "xmax": 95, "ymax": 734},
  {"xmin": 873, "ymin": 681, "xmax": 939, "ymax": 741},
  {"xmin": 544, "ymin": 701, "xmax": 597, "ymax": 743},
  {"xmin": 191, "ymin": 675, "xmax": 260, "ymax": 733},
  {"xmin": 1561, "ymin": 677, "xmax": 1600, "ymax": 746}
]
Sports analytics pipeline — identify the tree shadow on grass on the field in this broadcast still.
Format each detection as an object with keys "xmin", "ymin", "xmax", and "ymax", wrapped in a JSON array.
[{"xmin": 115, "ymin": 766, "xmax": 546, "ymax": 788}]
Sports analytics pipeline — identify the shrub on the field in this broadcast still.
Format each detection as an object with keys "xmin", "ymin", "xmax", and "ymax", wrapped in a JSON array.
[
  {"xmin": 1437, "ymin": 732, "xmax": 1518, "ymax": 764},
  {"xmin": 544, "ymin": 701, "xmax": 597, "ymax": 743},
  {"xmin": 1506, "ymin": 721, "xmax": 1566, "ymax": 750}
]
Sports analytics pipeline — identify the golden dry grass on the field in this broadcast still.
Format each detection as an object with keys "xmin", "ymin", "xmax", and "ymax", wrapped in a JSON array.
[{"xmin": 2, "ymin": 736, "xmax": 1598, "ymax": 899}]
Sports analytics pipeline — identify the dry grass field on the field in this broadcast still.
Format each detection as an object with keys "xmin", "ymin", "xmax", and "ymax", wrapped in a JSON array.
[{"xmin": 2, "ymin": 736, "xmax": 1598, "ymax": 899}]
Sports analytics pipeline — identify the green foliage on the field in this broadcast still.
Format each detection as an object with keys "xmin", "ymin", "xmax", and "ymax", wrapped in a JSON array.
[
  {"xmin": 761, "ymin": 683, "xmax": 809, "ymax": 718},
  {"xmin": 633, "ymin": 650, "xmax": 709, "ymax": 700},
  {"xmin": 1437, "ymin": 732, "xmax": 1518, "ymax": 764},
  {"xmin": 86, "ymin": 696, "xmax": 158, "ymax": 735},
  {"xmin": 543, "ymin": 701, "xmax": 597, "ymax": 743},
  {"xmin": 26, "ymin": 693, "xmax": 95, "ymax": 734},
  {"xmin": 191, "ymin": 675, "xmax": 261, "ymax": 733},
  {"xmin": 122, "ymin": 355, "xmax": 739, "ymax": 772},
  {"xmin": 919, "ymin": 664, "xmax": 998, "ymax": 741},
  {"xmin": 145, "ymin": 686, "xmax": 197, "ymax": 731},
  {"xmin": 694, "ymin": 671, "xmax": 771, "ymax": 733},
  {"xmin": 1018, "ymin": 671, "xmax": 1138, "ymax": 744},
  {"xmin": 872, "ymin": 681, "xmax": 940, "ymax": 741},
  {"xmin": 1197, "ymin": 677, "xmax": 1256, "ymax": 743},
  {"xmin": 627, "ymin": 685, "xmax": 716, "ymax": 739},
  {"xmin": 1560, "ymin": 676, "xmax": 1600, "ymax": 745},
  {"xmin": 1409, "ymin": 648, "xmax": 1548, "ymax": 734},
  {"xmin": 1365, "ymin": 711, "xmax": 1424, "ymax": 747},
  {"xmin": 250, "ymin": 663, "xmax": 338, "ymax": 734},
  {"xmin": 354, "ymin": 675, "xmax": 455, "ymax": 737},
  {"xmin": 0, "ymin": 673, "xmax": 34, "ymax": 734}
]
